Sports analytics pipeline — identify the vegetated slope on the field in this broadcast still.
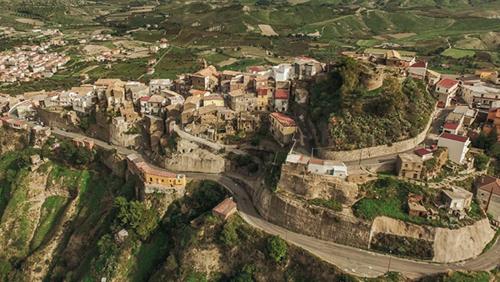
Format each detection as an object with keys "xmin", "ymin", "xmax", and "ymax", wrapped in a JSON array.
[
  {"xmin": 0, "ymin": 143, "xmax": 137, "ymax": 281},
  {"xmin": 0, "ymin": 136, "xmax": 361, "ymax": 281},
  {"xmin": 309, "ymin": 58, "xmax": 435, "ymax": 149}
]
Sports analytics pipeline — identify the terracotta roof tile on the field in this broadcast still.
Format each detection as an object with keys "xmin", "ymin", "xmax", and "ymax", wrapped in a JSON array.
[
  {"xmin": 270, "ymin": 112, "xmax": 296, "ymax": 127},
  {"xmin": 440, "ymin": 132, "xmax": 468, "ymax": 143},
  {"xmin": 437, "ymin": 78, "xmax": 459, "ymax": 89},
  {"xmin": 274, "ymin": 88, "xmax": 289, "ymax": 100}
]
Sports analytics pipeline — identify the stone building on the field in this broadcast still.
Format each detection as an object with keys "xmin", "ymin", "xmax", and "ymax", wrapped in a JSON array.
[
  {"xmin": 269, "ymin": 112, "xmax": 297, "ymax": 146},
  {"xmin": 474, "ymin": 175, "xmax": 500, "ymax": 224},
  {"xmin": 127, "ymin": 153, "xmax": 186, "ymax": 194},
  {"xmin": 228, "ymin": 89, "xmax": 257, "ymax": 112},
  {"xmin": 396, "ymin": 153, "xmax": 423, "ymax": 180},
  {"xmin": 212, "ymin": 198, "xmax": 237, "ymax": 220}
]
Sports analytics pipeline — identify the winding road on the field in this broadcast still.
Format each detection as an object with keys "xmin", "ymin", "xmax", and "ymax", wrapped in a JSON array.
[
  {"xmin": 188, "ymin": 173, "xmax": 500, "ymax": 279},
  {"xmin": 51, "ymin": 128, "xmax": 500, "ymax": 279}
]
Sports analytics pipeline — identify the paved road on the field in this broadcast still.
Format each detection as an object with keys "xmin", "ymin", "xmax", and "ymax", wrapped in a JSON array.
[
  {"xmin": 49, "ymin": 129, "xmax": 500, "ymax": 279},
  {"xmin": 188, "ymin": 173, "xmax": 500, "ymax": 279},
  {"xmin": 51, "ymin": 128, "xmax": 135, "ymax": 156}
]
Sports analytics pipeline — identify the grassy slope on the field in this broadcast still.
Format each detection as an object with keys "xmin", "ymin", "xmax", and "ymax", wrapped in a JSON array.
[{"xmin": 29, "ymin": 195, "xmax": 67, "ymax": 251}]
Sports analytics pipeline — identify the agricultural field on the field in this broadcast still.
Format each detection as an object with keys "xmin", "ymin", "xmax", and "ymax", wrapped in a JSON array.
[
  {"xmin": 0, "ymin": 0, "xmax": 498, "ymax": 87},
  {"xmin": 1, "ymin": 0, "xmax": 500, "ymax": 94}
]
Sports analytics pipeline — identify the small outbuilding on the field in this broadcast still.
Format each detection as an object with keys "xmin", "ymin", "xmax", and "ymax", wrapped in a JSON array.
[{"xmin": 212, "ymin": 198, "xmax": 237, "ymax": 220}]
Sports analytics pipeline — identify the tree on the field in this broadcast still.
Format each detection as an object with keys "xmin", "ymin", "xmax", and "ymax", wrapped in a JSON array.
[
  {"xmin": 58, "ymin": 140, "xmax": 94, "ymax": 165},
  {"xmin": 266, "ymin": 235, "xmax": 287, "ymax": 263},
  {"xmin": 474, "ymin": 154, "xmax": 490, "ymax": 171},
  {"xmin": 114, "ymin": 197, "xmax": 159, "ymax": 240},
  {"xmin": 231, "ymin": 264, "xmax": 256, "ymax": 282},
  {"xmin": 92, "ymin": 234, "xmax": 120, "ymax": 278}
]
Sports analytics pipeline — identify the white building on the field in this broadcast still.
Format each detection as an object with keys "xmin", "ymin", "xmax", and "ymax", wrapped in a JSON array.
[
  {"xmin": 286, "ymin": 153, "xmax": 348, "ymax": 178},
  {"xmin": 462, "ymin": 83, "xmax": 500, "ymax": 109},
  {"xmin": 163, "ymin": 89, "xmax": 185, "ymax": 106},
  {"xmin": 437, "ymin": 133, "xmax": 471, "ymax": 164},
  {"xmin": 149, "ymin": 79, "xmax": 172, "ymax": 95},
  {"xmin": 441, "ymin": 186, "xmax": 472, "ymax": 212},
  {"xmin": 436, "ymin": 78, "xmax": 459, "ymax": 108},
  {"xmin": 273, "ymin": 88, "xmax": 289, "ymax": 112},
  {"xmin": 58, "ymin": 91, "xmax": 78, "ymax": 107},
  {"xmin": 408, "ymin": 61, "xmax": 427, "ymax": 80},
  {"xmin": 272, "ymin": 64, "xmax": 293, "ymax": 82},
  {"xmin": 140, "ymin": 94, "xmax": 166, "ymax": 115},
  {"xmin": 72, "ymin": 95, "xmax": 95, "ymax": 114}
]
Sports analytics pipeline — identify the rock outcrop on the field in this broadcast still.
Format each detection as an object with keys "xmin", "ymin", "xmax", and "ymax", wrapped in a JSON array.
[
  {"xmin": 251, "ymin": 185, "xmax": 371, "ymax": 248},
  {"xmin": 277, "ymin": 163, "xmax": 358, "ymax": 205},
  {"xmin": 164, "ymin": 140, "xmax": 225, "ymax": 173}
]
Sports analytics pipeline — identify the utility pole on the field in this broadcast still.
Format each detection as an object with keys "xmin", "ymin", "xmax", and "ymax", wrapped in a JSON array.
[
  {"xmin": 485, "ymin": 185, "xmax": 494, "ymax": 213},
  {"xmin": 387, "ymin": 250, "xmax": 392, "ymax": 273}
]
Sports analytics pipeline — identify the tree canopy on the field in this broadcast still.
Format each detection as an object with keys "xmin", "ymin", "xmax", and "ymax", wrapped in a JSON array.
[{"xmin": 309, "ymin": 58, "xmax": 435, "ymax": 150}]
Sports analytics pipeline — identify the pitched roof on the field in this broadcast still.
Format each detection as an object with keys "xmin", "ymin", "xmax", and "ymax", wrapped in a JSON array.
[
  {"xmin": 414, "ymin": 148, "xmax": 432, "ymax": 157},
  {"xmin": 195, "ymin": 65, "xmax": 218, "ymax": 77},
  {"xmin": 385, "ymin": 50, "xmax": 401, "ymax": 59},
  {"xmin": 410, "ymin": 61, "xmax": 427, "ymax": 68},
  {"xmin": 189, "ymin": 89, "xmax": 208, "ymax": 96},
  {"xmin": 476, "ymin": 175, "xmax": 500, "ymax": 196},
  {"xmin": 203, "ymin": 94, "xmax": 223, "ymax": 101},
  {"xmin": 127, "ymin": 154, "xmax": 180, "ymax": 179},
  {"xmin": 274, "ymin": 88, "xmax": 289, "ymax": 100},
  {"xmin": 437, "ymin": 78, "xmax": 459, "ymax": 89},
  {"xmin": 212, "ymin": 198, "xmax": 237, "ymax": 217},
  {"xmin": 439, "ymin": 132, "xmax": 468, "ymax": 143},
  {"xmin": 443, "ymin": 122, "xmax": 460, "ymax": 130},
  {"xmin": 257, "ymin": 88, "xmax": 268, "ymax": 96},
  {"xmin": 270, "ymin": 112, "xmax": 296, "ymax": 127},
  {"xmin": 149, "ymin": 94, "xmax": 165, "ymax": 103}
]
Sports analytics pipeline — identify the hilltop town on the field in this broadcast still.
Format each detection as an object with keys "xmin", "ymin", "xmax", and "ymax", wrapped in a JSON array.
[{"xmin": 0, "ymin": 45, "xmax": 499, "ymax": 277}]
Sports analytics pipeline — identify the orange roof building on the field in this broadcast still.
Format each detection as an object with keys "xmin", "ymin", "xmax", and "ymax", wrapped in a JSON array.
[
  {"xmin": 127, "ymin": 154, "xmax": 186, "ymax": 194},
  {"xmin": 212, "ymin": 198, "xmax": 237, "ymax": 220},
  {"xmin": 269, "ymin": 112, "xmax": 297, "ymax": 146}
]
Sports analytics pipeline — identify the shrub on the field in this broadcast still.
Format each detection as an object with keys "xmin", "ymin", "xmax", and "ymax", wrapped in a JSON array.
[
  {"xmin": 266, "ymin": 235, "xmax": 287, "ymax": 263},
  {"xmin": 308, "ymin": 198, "xmax": 342, "ymax": 211},
  {"xmin": 220, "ymin": 220, "xmax": 240, "ymax": 247},
  {"xmin": 231, "ymin": 264, "xmax": 256, "ymax": 282}
]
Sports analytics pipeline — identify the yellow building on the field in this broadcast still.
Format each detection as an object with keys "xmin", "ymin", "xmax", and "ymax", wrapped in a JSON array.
[
  {"xmin": 127, "ymin": 154, "xmax": 186, "ymax": 191},
  {"xmin": 203, "ymin": 94, "xmax": 225, "ymax": 107},
  {"xmin": 269, "ymin": 112, "xmax": 297, "ymax": 146}
]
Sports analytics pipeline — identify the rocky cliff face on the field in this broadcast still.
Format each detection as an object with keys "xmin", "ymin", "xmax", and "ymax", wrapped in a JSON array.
[
  {"xmin": 0, "ymin": 127, "xmax": 28, "ymax": 154},
  {"xmin": 164, "ymin": 140, "xmax": 225, "ymax": 174},
  {"xmin": 277, "ymin": 164, "xmax": 358, "ymax": 205},
  {"xmin": 251, "ymin": 184, "xmax": 371, "ymax": 248}
]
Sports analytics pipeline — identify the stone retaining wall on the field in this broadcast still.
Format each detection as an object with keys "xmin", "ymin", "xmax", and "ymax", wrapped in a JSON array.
[
  {"xmin": 370, "ymin": 216, "xmax": 495, "ymax": 263},
  {"xmin": 321, "ymin": 109, "xmax": 435, "ymax": 162}
]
